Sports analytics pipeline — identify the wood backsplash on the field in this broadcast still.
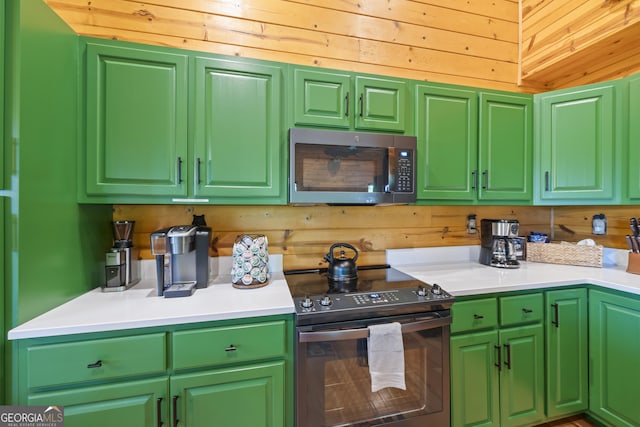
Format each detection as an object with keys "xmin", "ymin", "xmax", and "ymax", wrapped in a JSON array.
[
  {"xmin": 114, "ymin": 204, "xmax": 553, "ymax": 270},
  {"xmin": 114, "ymin": 204, "xmax": 639, "ymax": 270}
]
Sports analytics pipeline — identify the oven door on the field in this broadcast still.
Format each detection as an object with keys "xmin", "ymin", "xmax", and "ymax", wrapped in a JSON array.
[{"xmin": 295, "ymin": 312, "xmax": 450, "ymax": 427}]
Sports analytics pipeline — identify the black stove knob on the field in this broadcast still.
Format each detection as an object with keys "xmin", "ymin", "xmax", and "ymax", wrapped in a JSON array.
[
  {"xmin": 431, "ymin": 283, "xmax": 442, "ymax": 296},
  {"xmin": 301, "ymin": 296, "xmax": 314, "ymax": 309},
  {"xmin": 416, "ymin": 285, "xmax": 427, "ymax": 297},
  {"xmin": 320, "ymin": 295, "xmax": 332, "ymax": 306}
]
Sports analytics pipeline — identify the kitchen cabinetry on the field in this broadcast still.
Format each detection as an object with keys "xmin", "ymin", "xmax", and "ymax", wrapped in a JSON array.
[
  {"xmin": 534, "ymin": 81, "xmax": 622, "ymax": 204},
  {"xmin": 627, "ymin": 73, "xmax": 640, "ymax": 200},
  {"xmin": 545, "ymin": 289, "xmax": 588, "ymax": 418},
  {"xmin": 83, "ymin": 41, "xmax": 189, "ymax": 199},
  {"xmin": 450, "ymin": 293, "xmax": 544, "ymax": 427},
  {"xmin": 15, "ymin": 315, "xmax": 293, "ymax": 427},
  {"xmin": 193, "ymin": 57, "xmax": 284, "ymax": 202},
  {"xmin": 291, "ymin": 67, "xmax": 410, "ymax": 133},
  {"xmin": 415, "ymin": 84, "xmax": 532, "ymax": 204},
  {"xmin": 81, "ymin": 39, "xmax": 286, "ymax": 205},
  {"xmin": 589, "ymin": 289, "xmax": 640, "ymax": 427}
]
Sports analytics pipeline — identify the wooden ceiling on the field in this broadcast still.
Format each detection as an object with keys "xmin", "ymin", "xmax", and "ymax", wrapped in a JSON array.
[
  {"xmin": 45, "ymin": 0, "xmax": 640, "ymax": 92},
  {"xmin": 520, "ymin": 0, "xmax": 640, "ymax": 90}
]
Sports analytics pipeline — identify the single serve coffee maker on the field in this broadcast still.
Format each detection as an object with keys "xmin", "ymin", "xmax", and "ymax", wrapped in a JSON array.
[
  {"xmin": 150, "ymin": 224, "xmax": 211, "ymax": 298},
  {"xmin": 479, "ymin": 219, "xmax": 521, "ymax": 269},
  {"xmin": 103, "ymin": 220, "xmax": 141, "ymax": 291}
]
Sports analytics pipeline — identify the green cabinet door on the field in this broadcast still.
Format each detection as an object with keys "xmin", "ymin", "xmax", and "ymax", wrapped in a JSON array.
[
  {"xmin": 84, "ymin": 42, "xmax": 189, "ymax": 197},
  {"xmin": 293, "ymin": 68, "xmax": 351, "ymax": 129},
  {"xmin": 628, "ymin": 74, "xmax": 640, "ymax": 199},
  {"xmin": 170, "ymin": 361, "xmax": 285, "ymax": 427},
  {"xmin": 545, "ymin": 289, "xmax": 588, "ymax": 418},
  {"xmin": 536, "ymin": 83, "xmax": 618, "ymax": 202},
  {"xmin": 589, "ymin": 289, "xmax": 640, "ymax": 427},
  {"xmin": 354, "ymin": 76, "xmax": 407, "ymax": 132},
  {"xmin": 478, "ymin": 92, "xmax": 532, "ymax": 202},
  {"xmin": 194, "ymin": 57, "xmax": 284, "ymax": 203},
  {"xmin": 27, "ymin": 378, "xmax": 168, "ymax": 427},
  {"xmin": 416, "ymin": 84, "xmax": 478, "ymax": 201},
  {"xmin": 450, "ymin": 330, "xmax": 500, "ymax": 427},
  {"xmin": 498, "ymin": 324, "xmax": 544, "ymax": 427}
]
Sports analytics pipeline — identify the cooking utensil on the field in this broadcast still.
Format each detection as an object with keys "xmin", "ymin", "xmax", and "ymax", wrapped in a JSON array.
[
  {"xmin": 630, "ymin": 218, "xmax": 639, "ymax": 237},
  {"xmin": 324, "ymin": 243, "xmax": 359, "ymax": 282},
  {"xmin": 626, "ymin": 235, "xmax": 636, "ymax": 253}
]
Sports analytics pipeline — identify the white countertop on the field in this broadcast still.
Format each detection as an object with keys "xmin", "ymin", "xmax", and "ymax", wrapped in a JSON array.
[
  {"xmin": 8, "ymin": 255, "xmax": 295, "ymax": 340},
  {"xmin": 10, "ymin": 247, "xmax": 640, "ymax": 340},
  {"xmin": 387, "ymin": 246, "xmax": 640, "ymax": 297}
]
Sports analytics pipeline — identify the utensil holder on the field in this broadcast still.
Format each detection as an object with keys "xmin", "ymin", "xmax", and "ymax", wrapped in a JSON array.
[
  {"xmin": 627, "ymin": 252, "xmax": 640, "ymax": 275},
  {"xmin": 231, "ymin": 234, "xmax": 270, "ymax": 288}
]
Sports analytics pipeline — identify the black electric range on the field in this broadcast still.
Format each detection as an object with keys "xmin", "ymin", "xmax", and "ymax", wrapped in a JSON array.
[{"xmin": 284, "ymin": 264, "xmax": 454, "ymax": 326}]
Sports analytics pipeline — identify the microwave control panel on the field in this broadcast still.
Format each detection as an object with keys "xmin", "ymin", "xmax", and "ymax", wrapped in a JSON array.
[{"xmin": 390, "ymin": 148, "xmax": 414, "ymax": 193}]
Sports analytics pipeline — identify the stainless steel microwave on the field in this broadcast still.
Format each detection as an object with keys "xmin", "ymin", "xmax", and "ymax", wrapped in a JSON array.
[{"xmin": 289, "ymin": 128, "xmax": 417, "ymax": 205}]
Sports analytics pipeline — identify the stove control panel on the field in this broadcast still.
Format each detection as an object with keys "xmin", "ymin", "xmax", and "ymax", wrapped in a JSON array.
[{"xmin": 294, "ymin": 284, "xmax": 451, "ymax": 315}]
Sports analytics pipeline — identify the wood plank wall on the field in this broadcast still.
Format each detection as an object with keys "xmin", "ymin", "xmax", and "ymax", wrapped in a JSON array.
[
  {"xmin": 46, "ymin": 0, "xmax": 527, "ymax": 92},
  {"xmin": 521, "ymin": 0, "xmax": 640, "ymax": 90},
  {"xmin": 114, "ymin": 205, "xmax": 553, "ymax": 270}
]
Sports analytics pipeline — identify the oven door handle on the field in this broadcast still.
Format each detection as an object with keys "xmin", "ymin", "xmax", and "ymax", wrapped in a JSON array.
[{"xmin": 298, "ymin": 315, "xmax": 450, "ymax": 343}]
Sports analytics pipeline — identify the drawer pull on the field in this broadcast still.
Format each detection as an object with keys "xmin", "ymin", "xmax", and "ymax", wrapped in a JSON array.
[
  {"xmin": 87, "ymin": 360, "xmax": 103, "ymax": 369},
  {"xmin": 225, "ymin": 345, "xmax": 237, "ymax": 352},
  {"xmin": 157, "ymin": 397, "xmax": 163, "ymax": 427},
  {"xmin": 172, "ymin": 395, "xmax": 179, "ymax": 427},
  {"xmin": 551, "ymin": 303, "xmax": 559, "ymax": 328},
  {"xmin": 504, "ymin": 343, "xmax": 512, "ymax": 370},
  {"xmin": 522, "ymin": 308, "xmax": 533, "ymax": 314},
  {"xmin": 473, "ymin": 314, "xmax": 484, "ymax": 320}
]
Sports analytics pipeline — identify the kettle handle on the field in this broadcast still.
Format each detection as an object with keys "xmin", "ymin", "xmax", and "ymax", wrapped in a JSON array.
[{"xmin": 326, "ymin": 243, "xmax": 359, "ymax": 262}]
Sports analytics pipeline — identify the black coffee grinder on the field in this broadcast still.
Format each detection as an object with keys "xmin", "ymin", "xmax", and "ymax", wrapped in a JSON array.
[{"xmin": 479, "ymin": 219, "xmax": 520, "ymax": 269}]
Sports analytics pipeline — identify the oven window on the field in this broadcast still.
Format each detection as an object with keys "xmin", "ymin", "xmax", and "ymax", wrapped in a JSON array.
[
  {"xmin": 294, "ymin": 143, "xmax": 388, "ymax": 193},
  {"xmin": 297, "ymin": 327, "xmax": 446, "ymax": 427}
]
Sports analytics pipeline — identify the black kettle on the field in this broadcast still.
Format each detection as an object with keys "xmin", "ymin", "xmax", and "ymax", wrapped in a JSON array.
[{"xmin": 324, "ymin": 243, "xmax": 359, "ymax": 281}]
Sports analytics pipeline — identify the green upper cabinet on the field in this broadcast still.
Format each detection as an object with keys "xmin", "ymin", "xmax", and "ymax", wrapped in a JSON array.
[
  {"xmin": 83, "ymin": 41, "xmax": 189, "ymax": 199},
  {"xmin": 291, "ymin": 67, "xmax": 410, "ymax": 133},
  {"xmin": 193, "ymin": 57, "xmax": 285, "ymax": 203},
  {"xmin": 81, "ymin": 38, "xmax": 286, "ymax": 205},
  {"xmin": 589, "ymin": 289, "xmax": 640, "ymax": 427},
  {"xmin": 478, "ymin": 92, "xmax": 532, "ymax": 202},
  {"xmin": 416, "ymin": 84, "xmax": 478, "ymax": 201},
  {"xmin": 534, "ymin": 81, "xmax": 622, "ymax": 204},
  {"xmin": 416, "ymin": 84, "xmax": 532, "ymax": 204},
  {"xmin": 627, "ymin": 74, "xmax": 640, "ymax": 200}
]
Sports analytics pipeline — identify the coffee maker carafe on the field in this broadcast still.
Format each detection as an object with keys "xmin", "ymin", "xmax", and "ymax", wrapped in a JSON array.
[
  {"xmin": 479, "ymin": 219, "xmax": 520, "ymax": 268},
  {"xmin": 103, "ymin": 220, "xmax": 141, "ymax": 291},
  {"xmin": 150, "ymin": 224, "xmax": 211, "ymax": 298}
]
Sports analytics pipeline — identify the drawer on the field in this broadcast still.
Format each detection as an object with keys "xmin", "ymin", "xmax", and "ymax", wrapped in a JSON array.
[
  {"xmin": 172, "ymin": 320, "xmax": 286, "ymax": 370},
  {"xmin": 26, "ymin": 333, "xmax": 166, "ymax": 389},
  {"xmin": 451, "ymin": 298, "xmax": 498, "ymax": 334},
  {"xmin": 500, "ymin": 293, "xmax": 543, "ymax": 326}
]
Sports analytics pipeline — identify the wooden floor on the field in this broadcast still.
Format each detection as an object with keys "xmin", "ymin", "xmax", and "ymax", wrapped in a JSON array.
[{"xmin": 534, "ymin": 415, "xmax": 600, "ymax": 427}]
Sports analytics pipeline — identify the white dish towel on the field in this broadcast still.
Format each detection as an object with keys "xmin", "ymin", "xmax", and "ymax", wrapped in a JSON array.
[{"xmin": 367, "ymin": 322, "xmax": 406, "ymax": 392}]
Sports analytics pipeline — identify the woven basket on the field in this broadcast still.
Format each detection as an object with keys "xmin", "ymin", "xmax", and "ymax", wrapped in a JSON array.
[{"xmin": 526, "ymin": 242, "xmax": 603, "ymax": 268}]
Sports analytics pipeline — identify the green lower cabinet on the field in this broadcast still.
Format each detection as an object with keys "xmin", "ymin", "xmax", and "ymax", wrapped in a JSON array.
[
  {"xmin": 545, "ymin": 289, "xmax": 588, "ymax": 418},
  {"xmin": 498, "ymin": 324, "xmax": 544, "ymax": 427},
  {"xmin": 170, "ymin": 361, "xmax": 285, "ymax": 427},
  {"xmin": 27, "ymin": 378, "xmax": 168, "ymax": 427},
  {"xmin": 451, "ymin": 330, "xmax": 501, "ymax": 427},
  {"xmin": 589, "ymin": 289, "xmax": 640, "ymax": 427}
]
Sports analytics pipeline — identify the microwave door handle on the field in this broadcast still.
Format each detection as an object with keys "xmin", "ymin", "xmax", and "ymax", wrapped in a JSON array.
[{"xmin": 298, "ymin": 315, "xmax": 450, "ymax": 343}]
